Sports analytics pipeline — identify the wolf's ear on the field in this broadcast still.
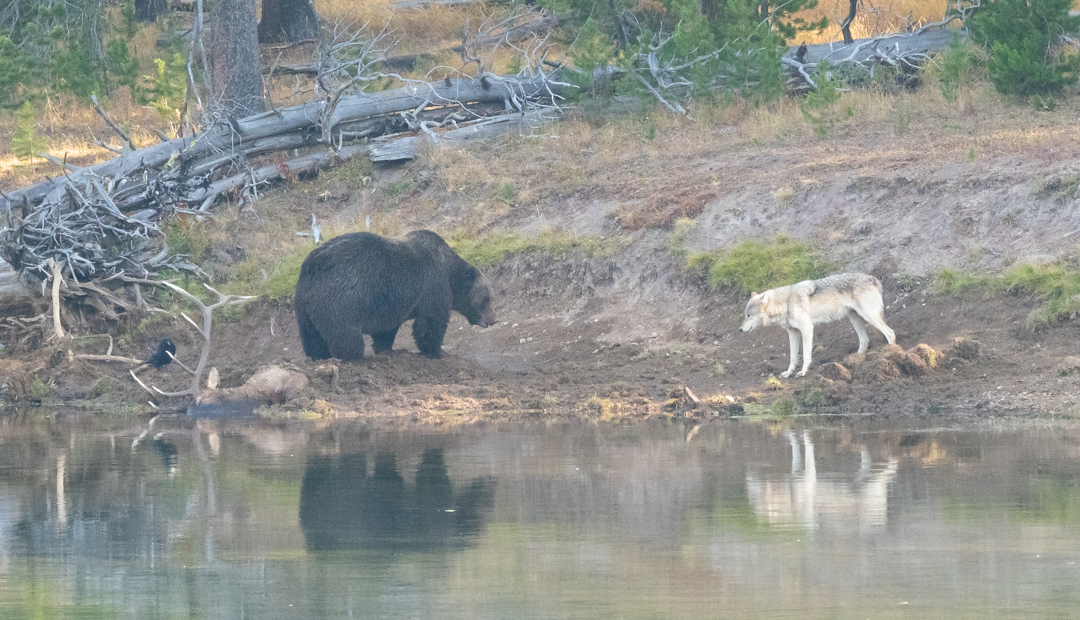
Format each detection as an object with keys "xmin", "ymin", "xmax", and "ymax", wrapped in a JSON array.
[{"xmin": 750, "ymin": 291, "xmax": 758, "ymax": 297}]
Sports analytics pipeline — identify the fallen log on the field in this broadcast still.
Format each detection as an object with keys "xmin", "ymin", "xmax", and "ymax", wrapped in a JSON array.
[
  {"xmin": 0, "ymin": 71, "xmax": 570, "ymax": 290},
  {"xmin": 0, "ymin": 72, "xmax": 569, "ymax": 219},
  {"xmin": 792, "ymin": 23, "xmax": 960, "ymax": 66},
  {"xmin": 782, "ymin": 21, "xmax": 963, "ymax": 91}
]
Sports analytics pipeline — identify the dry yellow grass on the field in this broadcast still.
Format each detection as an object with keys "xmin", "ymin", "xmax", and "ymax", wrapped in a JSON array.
[{"xmin": 791, "ymin": 0, "xmax": 947, "ymax": 44}]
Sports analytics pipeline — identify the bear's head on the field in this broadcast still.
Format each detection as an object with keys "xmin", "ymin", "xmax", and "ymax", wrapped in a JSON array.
[{"xmin": 454, "ymin": 266, "xmax": 496, "ymax": 328}]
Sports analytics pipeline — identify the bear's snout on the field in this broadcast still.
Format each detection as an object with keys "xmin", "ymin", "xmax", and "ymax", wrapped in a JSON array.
[{"xmin": 477, "ymin": 307, "xmax": 496, "ymax": 328}]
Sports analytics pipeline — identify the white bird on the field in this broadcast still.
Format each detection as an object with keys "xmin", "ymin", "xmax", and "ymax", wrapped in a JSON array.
[{"xmin": 311, "ymin": 213, "xmax": 322, "ymax": 244}]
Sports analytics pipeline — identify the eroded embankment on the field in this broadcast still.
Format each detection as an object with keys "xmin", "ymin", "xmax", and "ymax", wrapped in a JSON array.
[{"xmin": 7, "ymin": 232, "xmax": 1080, "ymax": 422}]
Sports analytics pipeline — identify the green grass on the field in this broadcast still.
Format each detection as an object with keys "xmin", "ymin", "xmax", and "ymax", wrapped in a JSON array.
[
  {"xmin": 685, "ymin": 236, "xmax": 830, "ymax": 294},
  {"xmin": 385, "ymin": 179, "xmax": 415, "ymax": 200},
  {"xmin": 935, "ymin": 261, "xmax": 1080, "ymax": 330},
  {"xmin": 449, "ymin": 229, "xmax": 618, "ymax": 267},
  {"xmin": 28, "ymin": 377, "xmax": 52, "ymax": 401},
  {"xmin": 165, "ymin": 220, "xmax": 212, "ymax": 265},
  {"xmin": 934, "ymin": 267, "xmax": 983, "ymax": 295},
  {"xmin": 227, "ymin": 244, "xmax": 314, "ymax": 300}
]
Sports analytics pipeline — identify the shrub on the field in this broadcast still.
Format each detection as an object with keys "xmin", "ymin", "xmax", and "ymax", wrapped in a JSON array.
[{"xmin": 933, "ymin": 35, "xmax": 986, "ymax": 102}]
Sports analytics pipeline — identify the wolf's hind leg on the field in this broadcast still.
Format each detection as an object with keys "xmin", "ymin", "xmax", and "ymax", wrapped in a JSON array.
[
  {"xmin": 854, "ymin": 294, "xmax": 896, "ymax": 346},
  {"xmin": 861, "ymin": 310, "xmax": 896, "ymax": 345},
  {"xmin": 848, "ymin": 313, "xmax": 870, "ymax": 353},
  {"xmin": 780, "ymin": 327, "xmax": 801, "ymax": 379}
]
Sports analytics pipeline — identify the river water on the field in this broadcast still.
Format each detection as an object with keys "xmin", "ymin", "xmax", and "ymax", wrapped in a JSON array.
[{"xmin": 0, "ymin": 412, "xmax": 1079, "ymax": 619}]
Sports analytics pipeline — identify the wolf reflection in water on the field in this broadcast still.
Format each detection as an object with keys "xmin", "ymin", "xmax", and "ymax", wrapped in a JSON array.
[
  {"xmin": 299, "ymin": 448, "xmax": 496, "ymax": 551},
  {"xmin": 745, "ymin": 429, "xmax": 899, "ymax": 533}
]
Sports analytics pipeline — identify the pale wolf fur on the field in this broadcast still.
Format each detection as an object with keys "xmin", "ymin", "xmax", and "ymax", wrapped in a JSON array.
[{"xmin": 739, "ymin": 273, "xmax": 896, "ymax": 378}]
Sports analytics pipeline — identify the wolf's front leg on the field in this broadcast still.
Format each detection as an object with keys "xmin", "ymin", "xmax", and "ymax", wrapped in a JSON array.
[
  {"xmin": 780, "ymin": 328, "xmax": 801, "ymax": 378},
  {"xmin": 796, "ymin": 324, "xmax": 814, "ymax": 377}
]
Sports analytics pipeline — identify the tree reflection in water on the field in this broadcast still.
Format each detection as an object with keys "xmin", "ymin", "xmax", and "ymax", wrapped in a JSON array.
[{"xmin": 300, "ymin": 448, "xmax": 495, "ymax": 551}]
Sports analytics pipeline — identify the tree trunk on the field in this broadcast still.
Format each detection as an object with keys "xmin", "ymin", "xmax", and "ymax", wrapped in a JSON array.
[
  {"xmin": 210, "ymin": 0, "xmax": 265, "ymax": 117},
  {"xmin": 840, "ymin": 0, "xmax": 858, "ymax": 44},
  {"xmin": 258, "ymin": 0, "xmax": 319, "ymax": 43},
  {"xmin": 134, "ymin": 0, "xmax": 167, "ymax": 22}
]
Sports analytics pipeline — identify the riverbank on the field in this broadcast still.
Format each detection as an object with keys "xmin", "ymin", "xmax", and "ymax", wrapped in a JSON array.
[{"xmin": 5, "ymin": 80, "xmax": 1080, "ymax": 420}]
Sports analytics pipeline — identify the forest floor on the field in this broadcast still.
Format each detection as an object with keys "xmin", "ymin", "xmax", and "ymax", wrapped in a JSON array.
[{"xmin": 6, "ymin": 76, "xmax": 1080, "ymax": 423}]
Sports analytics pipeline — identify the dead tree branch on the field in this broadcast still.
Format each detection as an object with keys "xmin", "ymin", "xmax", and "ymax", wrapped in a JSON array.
[
  {"xmin": 91, "ymin": 95, "xmax": 137, "ymax": 152},
  {"xmin": 122, "ymin": 277, "xmax": 255, "ymax": 397}
]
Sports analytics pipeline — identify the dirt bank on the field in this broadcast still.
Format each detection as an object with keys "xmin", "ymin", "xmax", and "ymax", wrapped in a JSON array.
[
  {"xmin": 22, "ymin": 244, "xmax": 1080, "ymax": 422},
  {"xmin": 7, "ymin": 88, "xmax": 1080, "ymax": 420}
]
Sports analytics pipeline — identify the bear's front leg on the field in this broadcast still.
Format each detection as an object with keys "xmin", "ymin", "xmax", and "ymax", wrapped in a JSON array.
[{"xmin": 412, "ymin": 311, "xmax": 450, "ymax": 359}]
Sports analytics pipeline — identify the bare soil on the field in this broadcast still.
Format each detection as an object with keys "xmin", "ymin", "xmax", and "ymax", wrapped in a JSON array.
[{"xmin": 9, "ymin": 89, "xmax": 1080, "ymax": 422}]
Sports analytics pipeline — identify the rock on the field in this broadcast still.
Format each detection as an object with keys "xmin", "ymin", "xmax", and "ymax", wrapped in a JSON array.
[
  {"xmin": 819, "ymin": 362, "xmax": 852, "ymax": 383},
  {"xmin": 887, "ymin": 350, "xmax": 928, "ymax": 377},
  {"xmin": 855, "ymin": 356, "xmax": 902, "ymax": 383},
  {"xmin": 314, "ymin": 363, "xmax": 339, "ymax": 387},
  {"xmin": 816, "ymin": 365, "xmax": 851, "ymax": 384},
  {"xmin": 1056, "ymin": 356, "xmax": 1080, "ymax": 377},
  {"xmin": 907, "ymin": 343, "xmax": 941, "ymax": 368},
  {"xmin": 842, "ymin": 352, "xmax": 866, "ymax": 368},
  {"xmin": 879, "ymin": 343, "xmax": 905, "ymax": 356},
  {"xmin": 951, "ymin": 337, "xmax": 983, "ymax": 361}
]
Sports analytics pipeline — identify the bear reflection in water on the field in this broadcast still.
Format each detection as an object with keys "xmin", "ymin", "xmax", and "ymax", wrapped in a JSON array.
[{"xmin": 299, "ymin": 448, "xmax": 495, "ymax": 551}]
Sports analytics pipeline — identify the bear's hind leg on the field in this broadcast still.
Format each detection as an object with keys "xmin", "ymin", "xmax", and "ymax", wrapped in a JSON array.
[
  {"xmin": 371, "ymin": 326, "xmax": 400, "ymax": 354},
  {"xmin": 326, "ymin": 325, "xmax": 368, "ymax": 361},
  {"xmin": 412, "ymin": 312, "xmax": 450, "ymax": 359},
  {"xmin": 297, "ymin": 308, "xmax": 332, "ymax": 360}
]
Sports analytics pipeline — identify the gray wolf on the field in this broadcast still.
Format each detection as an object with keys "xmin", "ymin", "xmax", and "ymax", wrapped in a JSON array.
[
  {"xmin": 739, "ymin": 273, "xmax": 896, "ymax": 378},
  {"xmin": 294, "ymin": 230, "xmax": 495, "ymax": 361}
]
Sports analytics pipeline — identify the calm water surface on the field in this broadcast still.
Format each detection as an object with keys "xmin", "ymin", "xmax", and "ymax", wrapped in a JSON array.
[{"xmin": 0, "ymin": 412, "xmax": 1079, "ymax": 619}]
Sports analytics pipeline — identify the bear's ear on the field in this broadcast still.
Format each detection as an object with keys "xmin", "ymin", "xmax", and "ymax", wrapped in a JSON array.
[{"xmin": 464, "ymin": 266, "xmax": 480, "ymax": 283}]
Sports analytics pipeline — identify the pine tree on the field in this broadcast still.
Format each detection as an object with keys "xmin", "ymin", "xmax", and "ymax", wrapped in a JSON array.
[
  {"xmin": 12, "ymin": 101, "xmax": 48, "ymax": 170},
  {"xmin": 970, "ymin": 0, "xmax": 1080, "ymax": 96}
]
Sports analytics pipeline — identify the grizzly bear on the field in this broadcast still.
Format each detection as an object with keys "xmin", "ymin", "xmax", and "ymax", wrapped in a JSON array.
[{"xmin": 294, "ymin": 230, "xmax": 496, "ymax": 361}]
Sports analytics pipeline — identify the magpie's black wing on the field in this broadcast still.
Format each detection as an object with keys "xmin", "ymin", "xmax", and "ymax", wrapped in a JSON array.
[{"xmin": 145, "ymin": 337, "xmax": 176, "ymax": 369}]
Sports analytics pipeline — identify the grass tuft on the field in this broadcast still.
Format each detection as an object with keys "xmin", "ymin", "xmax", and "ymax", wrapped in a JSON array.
[
  {"xmin": 997, "ymin": 262, "xmax": 1080, "ymax": 330},
  {"xmin": 933, "ymin": 268, "xmax": 983, "ymax": 295},
  {"xmin": 686, "ymin": 236, "xmax": 829, "ymax": 294},
  {"xmin": 770, "ymin": 398, "xmax": 796, "ymax": 416},
  {"xmin": 935, "ymin": 261, "xmax": 1080, "ymax": 330}
]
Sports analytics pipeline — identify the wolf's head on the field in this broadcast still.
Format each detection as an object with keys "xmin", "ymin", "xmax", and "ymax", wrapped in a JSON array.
[{"xmin": 740, "ymin": 291, "xmax": 769, "ymax": 333}]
